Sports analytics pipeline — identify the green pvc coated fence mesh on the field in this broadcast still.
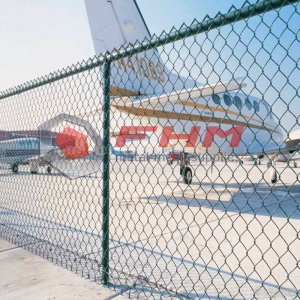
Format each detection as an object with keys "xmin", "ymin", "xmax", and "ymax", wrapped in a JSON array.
[{"xmin": 0, "ymin": 0, "xmax": 300, "ymax": 299}]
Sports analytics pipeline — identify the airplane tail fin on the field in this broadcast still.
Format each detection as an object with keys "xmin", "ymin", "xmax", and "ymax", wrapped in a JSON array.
[{"xmin": 84, "ymin": 0, "xmax": 197, "ymax": 96}]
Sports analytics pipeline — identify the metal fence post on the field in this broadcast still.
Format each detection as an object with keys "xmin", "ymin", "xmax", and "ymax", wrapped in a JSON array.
[{"xmin": 102, "ymin": 59, "xmax": 111, "ymax": 286}]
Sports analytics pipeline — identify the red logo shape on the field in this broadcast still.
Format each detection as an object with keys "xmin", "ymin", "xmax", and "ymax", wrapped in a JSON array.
[{"xmin": 55, "ymin": 127, "xmax": 89, "ymax": 159}]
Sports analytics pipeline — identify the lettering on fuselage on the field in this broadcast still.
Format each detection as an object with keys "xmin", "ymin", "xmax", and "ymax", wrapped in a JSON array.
[{"xmin": 116, "ymin": 56, "xmax": 165, "ymax": 83}]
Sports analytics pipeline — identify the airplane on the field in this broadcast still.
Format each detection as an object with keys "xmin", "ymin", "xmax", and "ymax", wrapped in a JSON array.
[
  {"xmin": 84, "ymin": 0, "xmax": 291, "ymax": 184},
  {"xmin": 109, "ymin": 143, "xmax": 136, "ymax": 161},
  {"xmin": 273, "ymin": 131, "xmax": 300, "ymax": 167},
  {"xmin": 0, "ymin": 114, "xmax": 102, "ymax": 178},
  {"xmin": 285, "ymin": 127, "xmax": 300, "ymax": 167},
  {"xmin": 0, "ymin": 130, "xmax": 57, "ymax": 174}
]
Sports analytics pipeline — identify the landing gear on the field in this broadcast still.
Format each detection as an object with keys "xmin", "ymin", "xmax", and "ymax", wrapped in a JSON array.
[
  {"xmin": 267, "ymin": 159, "xmax": 278, "ymax": 184},
  {"xmin": 182, "ymin": 166, "xmax": 192, "ymax": 185},
  {"xmin": 270, "ymin": 167, "xmax": 278, "ymax": 184},
  {"xmin": 180, "ymin": 152, "xmax": 192, "ymax": 185},
  {"xmin": 30, "ymin": 160, "xmax": 39, "ymax": 174},
  {"xmin": 12, "ymin": 164, "xmax": 19, "ymax": 173},
  {"xmin": 46, "ymin": 166, "xmax": 52, "ymax": 174}
]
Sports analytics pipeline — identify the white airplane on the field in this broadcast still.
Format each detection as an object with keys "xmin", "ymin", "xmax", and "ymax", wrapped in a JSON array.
[
  {"xmin": 0, "ymin": 130, "xmax": 56, "ymax": 174},
  {"xmin": 84, "ymin": 0, "xmax": 289, "ymax": 184},
  {"xmin": 0, "ymin": 114, "xmax": 102, "ymax": 178}
]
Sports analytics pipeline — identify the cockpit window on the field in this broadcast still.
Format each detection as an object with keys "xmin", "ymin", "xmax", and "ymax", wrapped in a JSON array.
[
  {"xmin": 223, "ymin": 94, "xmax": 232, "ymax": 106},
  {"xmin": 233, "ymin": 96, "xmax": 242, "ymax": 109},
  {"xmin": 212, "ymin": 94, "xmax": 220, "ymax": 105}
]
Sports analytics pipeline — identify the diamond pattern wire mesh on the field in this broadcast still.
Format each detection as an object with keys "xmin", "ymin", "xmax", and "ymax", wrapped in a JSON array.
[{"xmin": 0, "ymin": 1, "xmax": 300, "ymax": 299}]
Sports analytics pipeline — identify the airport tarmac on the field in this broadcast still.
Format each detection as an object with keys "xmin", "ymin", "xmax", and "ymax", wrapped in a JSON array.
[
  {"xmin": 0, "ymin": 238, "xmax": 126, "ymax": 300},
  {"xmin": 0, "ymin": 158, "xmax": 299, "ymax": 299}
]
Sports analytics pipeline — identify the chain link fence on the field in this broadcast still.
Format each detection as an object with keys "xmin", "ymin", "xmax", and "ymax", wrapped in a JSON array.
[{"xmin": 0, "ymin": 0, "xmax": 299, "ymax": 298}]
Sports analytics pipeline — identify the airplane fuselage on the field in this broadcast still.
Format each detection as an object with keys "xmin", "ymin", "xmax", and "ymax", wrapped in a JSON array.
[
  {"xmin": 0, "ymin": 130, "xmax": 57, "ymax": 165},
  {"xmin": 113, "ymin": 90, "xmax": 283, "ymax": 156}
]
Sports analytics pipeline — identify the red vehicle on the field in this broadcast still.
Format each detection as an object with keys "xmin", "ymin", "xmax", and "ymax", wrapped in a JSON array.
[{"xmin": 167, "ymin": 151, "xmax": 181, "ymax": 165}]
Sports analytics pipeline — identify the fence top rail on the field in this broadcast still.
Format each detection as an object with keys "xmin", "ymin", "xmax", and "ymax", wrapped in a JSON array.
[{"xmin": 0, "ymin": 0, "xmax": 298, "ymax": 100}]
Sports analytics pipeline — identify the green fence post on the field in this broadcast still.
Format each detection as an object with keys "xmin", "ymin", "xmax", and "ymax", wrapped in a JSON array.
[{"xmin": 102, "ymin": 59, "xmax": 111, "ymax": 286}]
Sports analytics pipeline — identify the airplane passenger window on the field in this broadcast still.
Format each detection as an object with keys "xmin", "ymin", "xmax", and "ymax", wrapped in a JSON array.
[
  {"xmin": 245, "ymin": 97, "xmax": 252, "ymax": 110},
  {"xmin": 253, "ymin": 100, "xmax": 260, "ymax": 112},
  {"xmin": 212, "ymin": 94, "xmax": 220, "ymax": 105},
  {"xmin": 223, "ymin": 94, "xmax": 232, "ymax": 106},
  {"xmin": 233, "ymin": 96, "xmax": 242, "ymax": 109}
]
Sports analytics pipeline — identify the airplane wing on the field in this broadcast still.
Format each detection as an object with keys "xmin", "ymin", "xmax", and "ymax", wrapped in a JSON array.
[
  {"xmin": 74, "ymin": 80, "xmax": 246, "ymax": 118},
  {"xmin": 111, "ymin": 80, "xmax": 247, "ymax": 109},
  {"xmin": 247, "ymin": 138, "xmax": 300, "ymax": 159},
  {"xmin": 289, "ymin": 152, "xmax": 300, "ymax": 161},
  {"xmin": 247, "ymin": 140, "xmax": 287, "ymax": 156}
]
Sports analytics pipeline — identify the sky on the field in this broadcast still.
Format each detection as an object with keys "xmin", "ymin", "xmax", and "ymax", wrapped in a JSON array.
[
  {"xmin": 0, "ymin": 0, "xmax": 299, "ymax": 133},
  {"xmin": 0, "ymin": 0, "xmax": 255, "ymax": 91}
]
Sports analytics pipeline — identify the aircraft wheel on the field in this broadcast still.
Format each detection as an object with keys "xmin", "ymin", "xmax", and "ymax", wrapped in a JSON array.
[
  {"xmin": 182, "ymin": 167, "xmax": 192, "ymax": 185},
  {"xmin": 270, "ymin": 168, "xmax": 277, "ymax": 184},
  {"xmin": 31, "ymin": 171, "xmax": 38, "ymax": 174},
  {"xmin": 12, "ymin": 164, "xmax": 19, "ymax": 173},
  {"xmin": 46, "ymin": 166, "xmax": 52, "ymax": 174}
]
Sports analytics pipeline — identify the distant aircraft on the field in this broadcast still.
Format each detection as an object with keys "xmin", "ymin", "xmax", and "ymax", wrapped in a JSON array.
[
  {"xmin": 110, "ymin": 143, "xmax": 136, "ymax": 161},
  {"xmin": 0, "ymin": 114, "xmax": 100, "ymax": 177},
  {"xmin": 273, "ymin": 129, "xmax": 300, "ymax": 167},
  {"xmin": 285, "ymin": 128, "xmax": 300, "ymax": 160},
  {"xmin": 0, "ymin": 130, "xmax": 56, "ymax": 174},
  {"xmin": 85, "ymin": 0, "xmax": 289, "ymax": 184}
]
